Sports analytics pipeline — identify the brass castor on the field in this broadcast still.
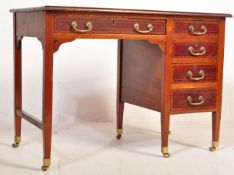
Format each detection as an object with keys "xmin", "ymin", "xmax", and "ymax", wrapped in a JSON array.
[
  {"xmin": 12, "ymin": 143, "xmax": 20, "ymax": 148},
  {"xmin": 41, "ymin": 159, "xmax": 50, "ymax": 171},
  {"xmin": 116, "ymin": 129, "xmax": 123, "ymax": 140},
  {"xmin": 161, "ymin": 147, "xmax": 170, "ymax": 158},
  {"xmin": 169, "ymin": 131, "xmax": 171, "ymax": 135},
  {"xmin": 41, "ymin": 165, "xmax": 49, "ymax": 171},
  {"xmin": 163, "ymin": 153, "xmax": 171, "ymax": 158},
  {"xmin": 12, "ymin": 136, "xmax": 21, "ymax": 148},
  {"xmin": 209, "ymin": 146, "xmax": 216, "ymax": 152},
  {"xmin": 209, "ymin": 141, "xmax": 219, "ymax": 152},
  {"xmin": 116, "ymin": 134, "xmax": 122, "ymax": 140}
]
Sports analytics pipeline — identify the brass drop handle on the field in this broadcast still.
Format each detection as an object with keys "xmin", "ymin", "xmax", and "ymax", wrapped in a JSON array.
[
  {"xmin": 187, "ymin": 70, "xmax": 205, "ymax": 81},
  {"xmin": 134, "ymin": 23, "xmax": 153, "ymax": 34},
  {"xmin": 70, "ymin": 21, "xmax": 93, "ymax": 33},
  {"xmin": 188, "ymin": 46, "xmax": 206, "ymax": 56},
  {"xmin": 187, "ymin": 96, "xmax": 204, "ymax": 106},
  {"xmin": 189, "ymin": 25, "xmax": 207, "ymax": 35}
]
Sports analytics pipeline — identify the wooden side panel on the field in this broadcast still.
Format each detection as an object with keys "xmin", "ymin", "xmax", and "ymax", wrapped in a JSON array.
[
  {"xmin": 16, "ymin": 11, "xmax": 45, "ymax": 41},
  {"xmin": 121, "ymin": 40, "xmax": 163, "ymax": 111}
]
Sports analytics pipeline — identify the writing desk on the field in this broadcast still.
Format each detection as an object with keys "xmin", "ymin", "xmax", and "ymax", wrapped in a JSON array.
[{"xmin": 10, "ymin": 6, "xmax": 232, "ymax": 170}]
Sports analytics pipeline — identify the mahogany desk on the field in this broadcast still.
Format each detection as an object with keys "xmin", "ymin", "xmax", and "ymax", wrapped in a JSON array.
[{"xmin": 10, "ymin": 6, "xmax": 232, "ymax": 170}]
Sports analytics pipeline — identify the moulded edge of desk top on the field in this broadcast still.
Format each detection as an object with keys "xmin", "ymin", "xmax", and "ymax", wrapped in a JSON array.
[{"xmin": 9, "ymin": 6, "xmax": 232, "ymax": 18}]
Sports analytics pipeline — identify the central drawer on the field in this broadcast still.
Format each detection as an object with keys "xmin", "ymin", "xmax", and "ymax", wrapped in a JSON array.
[
  {"xmin": 54, "ymin": 15, "xmax": 166, "ymax": 35},
  {"xmin": 113, "ymin": 18, "xmax": 166, "ymax": 35}
]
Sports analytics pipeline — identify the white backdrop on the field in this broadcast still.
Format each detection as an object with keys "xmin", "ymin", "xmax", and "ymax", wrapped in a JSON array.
[{"xmin": 0, "ymin": 0, "xmax": 234, "ymax": 126}]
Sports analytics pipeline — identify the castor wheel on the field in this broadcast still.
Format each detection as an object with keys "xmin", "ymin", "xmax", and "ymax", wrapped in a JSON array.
[
  {"xmin": 161, "ymin": 147, "xmax": 170, "ymax": 158},
  {"xmin": 163, "ymin": 153, "xmax": 171, "ymax": 158},
  {"xmin": 116, "ymin": 129, "xmax": 123, "ymax": 140},
  {"xmin": 209, "ymin": 146, "xmax": 216, "ymax": 152},
  {"xmin": 12, "ymin": 136, "xmax": 21, "ymax": 148},
  {"xmin": 41, "ymin": 165, "xmax": 49, "ymax": 171},
  {"xmin": 209, "ymin": 141, "xmax": 219, "ymax": 152},
  {"xmin": 116, "ymin": 134, "xmax": 122, "ymax": 140},
  {"xmin": 41, "ymin": 159, "xmax": 50, "ymax": 171},
  {"xmin": 12, "ymin": 143, "xmax": 20, "ymax": 148}
]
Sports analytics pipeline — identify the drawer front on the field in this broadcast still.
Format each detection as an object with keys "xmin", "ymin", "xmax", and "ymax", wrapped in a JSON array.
[
  {"xmin": 173, "ymin": 42, "xmax": 218, "ymax": 57},
  {"xmin": 173, "ymin": 65, "xmax": 217, "ymax": 82},
  {"xmin": 114, "ymin": 19, "xmax": 166, "ymax": 35},
  {"xmin": 172, "ymin": 89, "xmax": 216, "ymax": 110},
  {"xmin": 55, "ymin": 16, "xmax": 166, "ymax": 35},
  {"xmin": 55, "ymin": 16, "xmax": 114, "ymax": 34},
  {"xmin": 174, "ymin": 21, "xmax": 219, "ymax": 36}
]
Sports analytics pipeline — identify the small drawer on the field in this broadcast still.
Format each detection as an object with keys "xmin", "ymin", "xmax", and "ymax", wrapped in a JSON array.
[
  {"xmin": 174, "ymin": 21, "xmax": 219, "ymax": 36},
  {"xmin": 173, "ymin": 42, "xmax": 218, "ymax": 58},
  {"xmin": 55, "ymin": 16, "xmax": 114, "ymax": 34},
  {"xmin": 171, "ymin": 89, "xmax": 216, "ymax": 110},
  {"xmin": 54, "ymin": 15, "xmax": 166, "ymax": 35},
  {"xmin": 173, "ymin": 65, "xmax": 217, "ymax": 82}
]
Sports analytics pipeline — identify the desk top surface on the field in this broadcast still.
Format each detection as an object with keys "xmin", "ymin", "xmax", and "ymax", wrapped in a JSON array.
[{"xmin": 10, "ymin": 6, "xmax": 232, "ymax": 18}]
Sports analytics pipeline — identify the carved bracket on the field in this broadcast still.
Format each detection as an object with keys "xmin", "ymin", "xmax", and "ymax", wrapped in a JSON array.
[
  {"xmin": 147, "ymin": 39, "xmax": 166, "ymax": 53},
  {"xmin": 36, "ymin": 36, "xmax": 44, "ymax": 51},
  {"xmin": 52, "ymin": 38, "xmax": 166, "ymax": 54},
  {"xmin": 15, "ymin": 35, "xmax": 44, "ymax": 51},
  {"xmin": 53, "ymin": 38, "xmax": 76, "ymax": 53},
  {"xmin": 30, "ymin": 37, "xmax": 76, "ymax": 54}
]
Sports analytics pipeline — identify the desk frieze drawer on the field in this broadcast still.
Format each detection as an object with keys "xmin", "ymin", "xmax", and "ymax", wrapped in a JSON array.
[
  {"xmin": 173, "ymin": 65, "xmax": 217, "ymax": 82},
  {"xmin": 114, "ymin": 19, "xmax": 166, "ymax": 35},
  {"xmin": 55, "ymin": 17, "xmax": 114, "ymax": 34},
  {"xmin": 171, "ymin": 89, "xmax": 216, "ymax": 112},
  {"xmin": 173, "ymin": 42, "xmax": 218, "ymax": 58},
  {"xmin": 174, "ymin": 21, "xmax": 219, "ymax": 36},
  {"xmin": 54, "ymin": 16, "xmax": 166, "ymax": 35}
]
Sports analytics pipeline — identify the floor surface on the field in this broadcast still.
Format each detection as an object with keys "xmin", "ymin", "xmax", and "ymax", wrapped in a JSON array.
[{"xmin": 0, "ymin": 121, "xmax": 234, "ymax": 175}]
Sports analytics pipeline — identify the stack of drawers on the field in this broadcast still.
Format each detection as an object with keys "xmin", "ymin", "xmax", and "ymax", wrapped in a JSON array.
[{"xmin": 171, "ymin": 20, "xmax": 220, "ymax": 114}]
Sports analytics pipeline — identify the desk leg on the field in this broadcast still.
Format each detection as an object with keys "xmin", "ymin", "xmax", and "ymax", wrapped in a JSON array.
[
  {"xmin": 161, "ymin": 18, "xmax": 173, "ymax": 158},
  {"xmin": 209, "ymin": 20, "xmax": 224, "ymax": 152},
  {"xmin": 161, "ymin": 113, "xmax": 170, "ymax": 158},
  {"xmin": 116, "ymin": 40, "xmax": 124, "ymax": 139},
  {"xmin": 116, "ymin": 102, "xmax": 124, "ymax": 139},
  {"xmin": 209, "ymin": 111, "xmax": 221, "ymax": 151},
  {"xmin": 12, "ymin": 35, "xmax": 22, "ymax": 148},
  {"xmin": 41, "ymin": 45, "xmax": 53, "ymax": 171}
]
